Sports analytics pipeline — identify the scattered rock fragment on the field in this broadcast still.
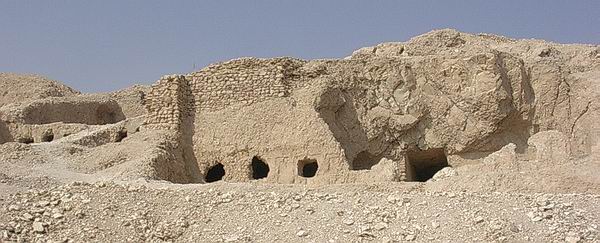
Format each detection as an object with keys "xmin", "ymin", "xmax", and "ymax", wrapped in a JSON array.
[
  {"xmin": 343, "ymin": 219, "xmax": 355, "ymax": 226},
  {"xmin": 565, "ymin": 232, "xmax": 581, "ymax": 243},
  {"xmin": 296, "ymin": 230, "xmax": 308, "ymax": 237},
  {"xmin": 22, "ymin": 213, "xmax": 34, "ymax": 221},
  {"xmin": 474, "ymin": 216, "xmax": 484, "ymax": 224},
  {"xmin": 32, "ymin": 222, "xmax": 44, "ymax": 233},
  {"xmin": 374, "ymin": 222, "xmax": 388, "ymax": 231}
]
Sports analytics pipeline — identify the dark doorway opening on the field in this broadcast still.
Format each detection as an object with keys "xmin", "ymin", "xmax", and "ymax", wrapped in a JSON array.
[
  {"xmin": 351, "ymin": 151, "xmax": 381, "ymax": 170},
  {"xmin": 205, "ymin": 163, "xmax": 225, "ymax": 183},
  {"xmin": 405, "ymin": 148, "xmax": 449, "ymax": 182},
  {"xmin": 251, "ymin": 156, "xmax": 269, "ymax": 179},
  {"xmin": 298, "ymin": 159, "xmax": 318, "ymax": 178},
  {"xmin": 115, "ymin": 129, "xmax": 128, "ymax": 142},
  {"xmin": 41, "ymin": 133, "xmax": 54, "ymax": 142}
]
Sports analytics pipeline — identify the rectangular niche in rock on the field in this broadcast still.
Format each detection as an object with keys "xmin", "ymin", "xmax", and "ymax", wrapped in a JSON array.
[{"xmin": 405, "ymin": 148, "xmax": 449, "ymax": 182}]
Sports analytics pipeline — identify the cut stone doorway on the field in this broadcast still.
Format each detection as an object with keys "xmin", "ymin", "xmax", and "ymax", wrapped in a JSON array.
[{"xmin": 405, "ymin": 148, "xmax": 449, "ymax": 182}]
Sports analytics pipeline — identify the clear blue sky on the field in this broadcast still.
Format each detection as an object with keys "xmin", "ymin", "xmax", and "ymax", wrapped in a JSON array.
[{"xmin": 1, "ymin": 1, "xmax": 598, "ymax": 93}]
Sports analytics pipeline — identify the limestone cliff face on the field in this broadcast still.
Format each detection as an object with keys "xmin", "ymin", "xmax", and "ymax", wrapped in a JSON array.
[
  {"xmin": 354, "ymin": 29, "xmax": 600, "ymax": 158},
  {"xmin": 141, "ymin": 29, "xmax": 600, "ymax": 184}
]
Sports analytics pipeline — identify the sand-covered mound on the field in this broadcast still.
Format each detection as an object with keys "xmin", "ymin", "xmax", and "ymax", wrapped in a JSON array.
[{"xmin": 0, "ymin": 73, "xmax": 79, "ymax": 107}]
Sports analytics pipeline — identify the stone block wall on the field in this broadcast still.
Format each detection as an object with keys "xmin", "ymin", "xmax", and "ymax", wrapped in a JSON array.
[
  {"xmin": 143, "ymin": 75, "xmax": 193, "ymax": 130},
  {"xmin": 143, "ymin": 58, "xmax": 314, "ymax": 129},
  {"xmin": 188, "ymin": 58, "xmax": 305, "ymax": 111}
]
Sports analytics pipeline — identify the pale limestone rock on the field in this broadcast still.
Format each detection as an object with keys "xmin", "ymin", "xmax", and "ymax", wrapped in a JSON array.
[
  {"xmin": 527, "ymin": 131, "xmax": 570, "ymax": 165},
  {"xmin": 483, "ymin": 143, "xmax": 519, "ymax": 170},
  {"xmin": 32, "ymin": 222, "xmax": 44, "ymax": 233},
  {"xmin": 431, "ymin": 167, "xmax": 457, "ymax": 181}
]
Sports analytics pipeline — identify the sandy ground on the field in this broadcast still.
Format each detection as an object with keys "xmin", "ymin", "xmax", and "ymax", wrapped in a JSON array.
[{"xmin": 1, "ymin": 169, "xmax": 599, "ymax": 243}]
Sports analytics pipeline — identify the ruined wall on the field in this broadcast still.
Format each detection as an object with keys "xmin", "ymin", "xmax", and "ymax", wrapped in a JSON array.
[
  {"xmin": 0, "ymin": 96, "xmax": 128, "ymax": 144},
  {"xmin": 185, "ymin": 58, "xmax": 389, "ymax": 184},
  {"xmin": 107, "ymin": 85, "xmax": 149, "ymax": 118},
  {"xmin": 141, "ymin": 53, "xmax": 537, "ymax": 184},
  {"xmin": 188, "ymin": 58, "xmax": 305, "ymax": 111},
  {"xmin": 142, "ymin": 75, "xmax": 201, "ymax": 183},
  {"xmin": 141, "ymin": 59, "xmax": 355, "ymax": 184},
  {"xmin": 8, "ymin": 123, "xmax": 91, "ymax": 144},
  {"xmin": 143, "ymin": 58, "xmax": 320, "ymax": 128},
  {"xmin": 0, "ymin": 97, "xmax": 125, "ymax": 125},
  {"xmin": 143, "ymin": 75, "xmax": 193, "ymax": 130},
  {"xmin": 193, "ymin": 97, "xmax": 350, "ymax": 184},
  {"xmin": 140, "ymin": 30, "xmax": 600, "ymax": 185}
]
